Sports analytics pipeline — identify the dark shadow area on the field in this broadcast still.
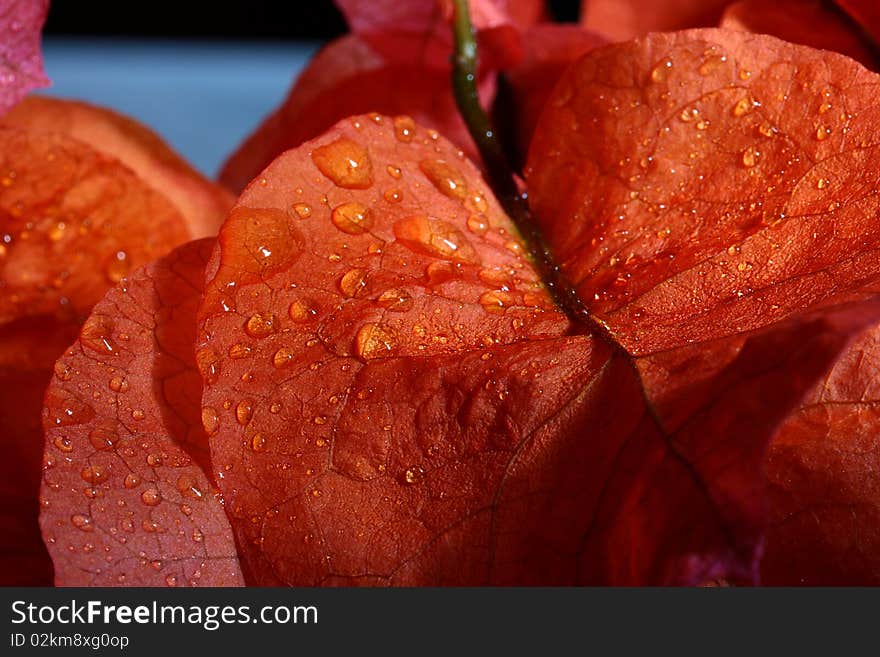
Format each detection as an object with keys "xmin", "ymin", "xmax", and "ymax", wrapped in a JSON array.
[{"xmin": 44, "ymin": 0, "xmax": 583, "ymax": 40}]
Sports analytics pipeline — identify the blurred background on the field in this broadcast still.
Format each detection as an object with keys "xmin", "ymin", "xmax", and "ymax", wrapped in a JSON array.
[{"xmin": 41, "ymin": 0, "xmax": 580, "ymax": 177}]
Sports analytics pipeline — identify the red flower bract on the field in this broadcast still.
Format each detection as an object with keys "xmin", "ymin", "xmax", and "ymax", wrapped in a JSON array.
[
  {"xmin": 40, "ymin": 239, "xmax": 243, "ymax": 586},
  {"xmin": 764, "ymin": 319, "xmax": 880, "ymax": 585},
  {"xmin": 218, "ymin": 0, "xmax": 545, "ymax": 192},
  {"xmin": 0, "ymin": 0, "xmax": 49, "ymax": 114},
  {"xmin": 16, "ymin": 0, "xmax": 880, "ymax": 586},
  {"xmin": 46, "ymin": 106, "xmax": 875, "ymax": 586},
  {"xmin": 528, "ymin": 28, "xmax": 880, "ymax": 354},
  {"xmin": 0, "ymin": 97, "xmax": 232, "ymax": 585}
]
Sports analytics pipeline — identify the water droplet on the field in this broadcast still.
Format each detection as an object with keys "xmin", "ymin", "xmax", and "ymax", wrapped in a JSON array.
[
  {"xmin": 339, "ymin": 268, "xmax": 368, "ymax": 298},
  {"xmin": 228, "ymin": 343, "xmax": 252, "ymax": 359},
  {"xmin": 732, "ymin": 97, "xmax": 754, "ymax": 117},
  {"xmin": 236, "ymin": 400, "xmax": 254, "ymax": 425},
  {"xmin": 741, "ymin": 146, "xmax": 760, "ymax": 168},
  {"xmin": 176, "ymin": 474, "xmax": 204, "ymax": 499},
  {"xmin": 251, "ymin": 433, "xmax": 268, "ymax": 452},
  {"xmin": 817, "ymin": 178, "xmax": 829, "ymax": 189},
  {"xmin": 80, "ymin": 465, "xmax": 110, "ymax": 485},
  {"xmin": 679, "ymin": 107, "xmax": 699, "ymax": 123},
  {"xmin": 224, "ymin": 207, "xmax": 303, "ymax": 276},
  {"xmin": 404, "ymin": 465, "xmax": 425, "ymax": 484},
  {"xmin": 650, "ymin": 58, "xmax": 672, "ymax": 83},
  {"xmin": 310, "ymin": 137, "xmax": 373, "ymax": 188},
  {"xmin": 53, "ymin": 361, "xmax": 74, "ymax": 382},
  {"xmin": 377, "ymin": 288, "xmax": 413, "ymax": 312},
  {"xmin": 80, "ymin": 314, "xmax": 116, "ymax": 354},
  {"xmin": 464, "ymin": 192, "xmax": 489, "ymax": 214},
  {"xmin": 48, "ymin": 392, "xmax": 95, "ymax": 427},
  {"xmin": 479, "ymin": 290, "xmax": 515, "ymax": 314},
  {"xmin": 292, "ymin": 203, "xmax": 312, "ymax": 218},
  {"xmin": 425, "ymin": 261, "xmax": 456, "ymax": 285},
  {"xmin": 131, "ymin": 409, "xmax": 145, "ymax": 421},
  {"xmin": 88, "ymin": 423, "xmax": 118, "ymax": 451},
  {"xmin": 71, "ymin": 514, "xmax": 93, "ymax": 531},
  {"xmin": 48, "ymin": 221, "xmax": 66, "ymax": 241},
  {"xmin": 331, "ymin": 201, "xmax": 373, "ymax": 234},
  {"xmin": 124, "ymin": 473, "xmax": 140, "ymax": 488},
  {"xmin": 354, "ymin": 323, "xmax": 397, "ymax": 361},
  {"xmin": 466, "ymin": 214, "xmax": 488, "ymax": 235},
  {"xmin": 105, "ymin": 250, "xmax": 129, "ymax": 283},
  {"xmin": 141, "ymin": 488, "xmax": 161, "ymax": 506},
  {"xmin": 201, "ymin": 407, "xmax": 219, "ymax": 435},
  {"xmin": 53, "ymin": 435, "xmax": 74, "ymax": 453},
  {"xmin": 146, "ymin": 453, "xmax": 162, "ymax": 467},
  {"xmin": 478, "ymin": 268, "xmax": 511, "ymax": 288},
  {"xmin": 815, "ymin": 125, "xmax": 831, "ymax": 141},
  {"xmin": 419, "ymin": 159, "xmax": 468, "ymax": 200},
  {"xmin": 165, "ymin": 574, "xmax": 178, "ymax": 587},
  {"xmin": 698, "ymin": 54, "xmax": 726, "ymax": 76},
  {"xmin": 108, "ymin": 375, "xmax": 129, "ymax": 393},
  {"xmin": 383, "ymin": 189, "xmax": 403, "ymax": 203},
  {"xmin": 386, "ymin": 165, "xmax": 402, "ymax": 179},
  {"xmin": 273, "ymin": 347, "xmax": 295, "ymax": 368},
  {"xmin": 245, "ymin": 312, "xmax": 277, "ymax": 338},
  {"xmin": 393, "ymin": 116, "xmax": 416, "ymax": 142},
  {"xmin": 288, "ymin": 300, "xmax": 314, "ymax": 322},
  {"xmin": 196, "ymin": 348, "xmax": 221, "ymax": 384},
  {"xmin": 393, "ymin": 216, "xmax": 477, "ymax": 263},
  {"xmin": 695, "ymin": 119, "xmax": 710, "ymax": 131}
]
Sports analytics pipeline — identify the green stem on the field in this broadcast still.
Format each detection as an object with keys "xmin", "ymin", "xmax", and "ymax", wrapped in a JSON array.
[{"xmin": 450, "ymin": 0, "xmax": 604, "ymax": 334}]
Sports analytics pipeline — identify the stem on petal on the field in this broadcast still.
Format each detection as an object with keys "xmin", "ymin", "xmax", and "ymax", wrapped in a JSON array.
[{"xmin": 450, "ymin": 0, "xmax": 605, "ymax": 334}]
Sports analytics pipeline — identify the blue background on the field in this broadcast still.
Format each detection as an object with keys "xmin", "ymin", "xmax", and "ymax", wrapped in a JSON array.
[{"xmin": 41, "ymin": 38, "xmax": 318, "ymax": 178}]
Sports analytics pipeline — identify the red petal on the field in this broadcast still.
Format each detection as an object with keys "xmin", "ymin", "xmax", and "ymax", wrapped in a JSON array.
[
  {"xmin": 0, "ymin": 128, "xmax": 191, "ymax": 324},
  {"xmin": 40, "ymin": 239, "xmax": 244, "ymax": 587},
  {"xmin": 2, "ymin": 96, "xmax": 234, "ymax": 238},
  {"xmin": 581, "ymin": 0, "xmax": 731, "ymax": 41},
  {"xmin": 721, "ymin": 0, "xmax": 880, "ymax": 70},
  {"xmin": 763, "ymin": 317, "xmax": 880, "ymax": 584},
  {"xmin": 0, "ymin": 122, "xmax": 207, "ymax": 584},
  {"xmin": 219, "ymin": 35, "xmax": 491, "ymax": 193},
  {"xmin": 0, "ymin": 0, "xmax": 49, "ymax": 114},
  {"xmin": 199, "ymin": 114, "xmax": 859, "ymax": 584},
  {"xmin": 1, "ymin": 319, "xmax": 78, "ymax": 580},
  {"xmin": 204, "ymin": 114, "xmax": 581, "ymax": 584},
  {"xmin": 527, "ymin": 29, "xmax": 880, "ymax": 356},
  {"xmin": 500, "ymin": 24, "xmax": 605, "ymax": 167},
  {"xmin": 220, "ymin": 0, "xmax": 546, "ymax": 193}
]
